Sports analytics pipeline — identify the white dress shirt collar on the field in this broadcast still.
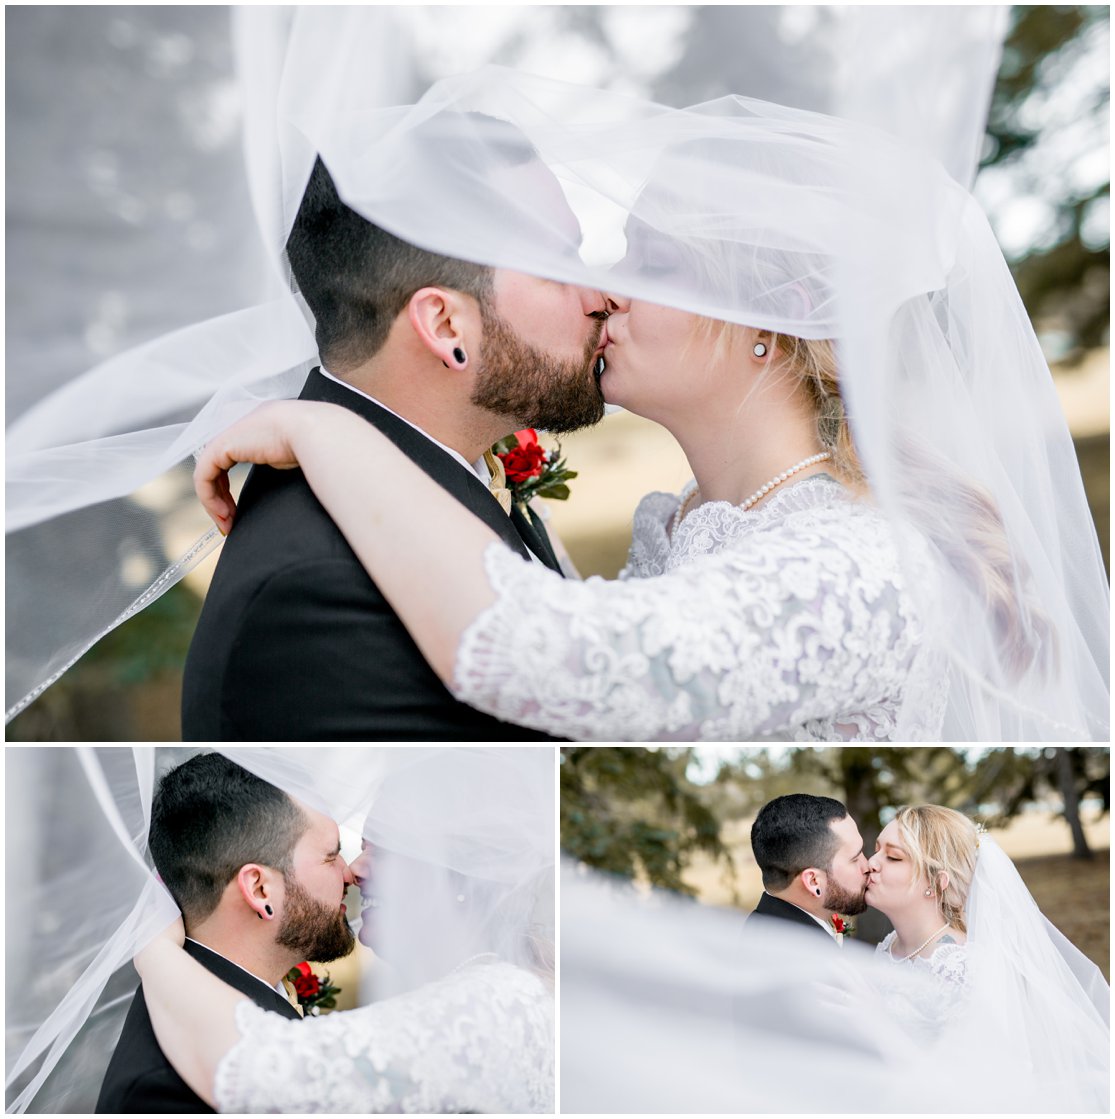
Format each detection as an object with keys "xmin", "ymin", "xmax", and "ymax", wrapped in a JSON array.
[{"xmin": 184, "ymin": 936, "xmax": 288, "ymax": 999}]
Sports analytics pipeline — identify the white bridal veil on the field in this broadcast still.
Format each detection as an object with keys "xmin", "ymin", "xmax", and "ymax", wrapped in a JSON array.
[
  {"xmin": 561, "ymin": 836, "xmax": 1110, "ymax": 1113},
  {"xmin": 6, "ymin": 6, "xmax": 1108, "ymax": 740},
  {"xmin": 4, "ymin": 746, "xmax": 555, "ymax": 1113}
]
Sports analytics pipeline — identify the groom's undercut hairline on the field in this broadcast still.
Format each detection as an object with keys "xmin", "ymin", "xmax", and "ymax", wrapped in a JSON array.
[
  {"xmin": 751, "ymin": 793, "xmax": 848, "ymax": 892},
  {"xmin": 149, "ymin": 753, "xmax": 309, "ymax": 927},
  {"xmin": 287, "ymin": 114, "xmax": 543, "ymax": 373}
]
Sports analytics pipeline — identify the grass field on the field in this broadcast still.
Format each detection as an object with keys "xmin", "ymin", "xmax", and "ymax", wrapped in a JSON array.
[{"xmin": 683, "ymin": 809, "xmax": 1111, "ymax": 978}]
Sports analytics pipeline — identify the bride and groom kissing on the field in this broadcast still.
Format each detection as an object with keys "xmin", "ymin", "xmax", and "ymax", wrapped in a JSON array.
[
  {"xmin": 100, "ymin": 751, "xmax": 554, "ymax": 1114},
  {"xmin": 184, "ymin": 113, "xmax": 930, "ymax": 742},
  {"xmin": 748, "ymin": 793, "xmax": 968, "ymax": 969},
  {"xmin": 97, "ymin": 753, "xmax": 358, "ymax": 1111}
]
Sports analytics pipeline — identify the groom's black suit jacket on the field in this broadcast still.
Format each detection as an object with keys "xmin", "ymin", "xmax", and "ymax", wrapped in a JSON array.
[
  {"xmin": 748, "ymin": 892, "xmax": 838, "ymax": 942},
  {"xmin": 95, "ymin": 939, "xmax": 301, "ymax": 1114},
  {"xmin": 181, "ymin": 368, "xmax": 564, "ymax": 740}
]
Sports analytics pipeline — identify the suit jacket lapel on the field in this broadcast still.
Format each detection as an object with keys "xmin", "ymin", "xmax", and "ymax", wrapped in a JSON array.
[
  {"xmin": 300, "ymin": 369, "xmax": 563, "ymax": 571},
  {"xmin": 510, "ymin": 503, "xmax": 563, "ymax": 573},
  {"xmin": 184, "ymin": 939, "xmax": 303, "ymax": 1020}
]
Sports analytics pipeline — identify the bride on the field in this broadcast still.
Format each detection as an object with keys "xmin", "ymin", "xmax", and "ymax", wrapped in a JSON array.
[
  {"xmin": 194, "ymin": 292, "xmax": 932, "ymax": 741},
  {"xmin": 6, "ymin": 16, "xmax": 1106, "ymax": 741},
  {"xmin": 4, "ymin": 746, "xmax": 554, "ymax": 1114},
  {"xmin": 134, "ymin": 752, "xmax": 554, "ymax": 1113},
  {"xmin": 192, "ymin": 85, "xmax": 1093, "ymax": 743},
  {"xmin": 560, "ymin": 804, "xmax": 1109, "ymax": 1113}
]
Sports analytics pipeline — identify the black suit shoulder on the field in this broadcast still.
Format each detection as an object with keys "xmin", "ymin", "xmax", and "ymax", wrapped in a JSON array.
[
  {"xmin": 96, "ymin": 985, "xmax": 214, "ymax": 1114},
  {"xmin": 182, "ymin": 370, "xmax": 563, "ymax": 741},
  {"xmin": 749, "ymin": 892, "xmax": 834, "ymax": 939},
  {"xmin": 96, "ymin": 941, "xmax": 300, "ymax": 1114}
]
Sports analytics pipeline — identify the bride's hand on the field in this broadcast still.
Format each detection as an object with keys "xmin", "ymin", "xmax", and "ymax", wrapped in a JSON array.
[
  {"xmin": 134, "ymin": 915, "xmax": 186, "ymax": 977},
  {"xmin": 193, "ymin": 400, "xmax": 345, "ymax": 534}
]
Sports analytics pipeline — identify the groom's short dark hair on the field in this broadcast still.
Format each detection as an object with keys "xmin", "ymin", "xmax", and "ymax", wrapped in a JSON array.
[
  {"xmin": 287, "ymin": 115, "xmax": 537, "ymax": 371},
  {"xmin": 149, "ymin": 753, "xmax": 307, "ymax": 927},
  {"xmin": 751, "ymin": 794, "xmax": 848, "ymax": 892}
]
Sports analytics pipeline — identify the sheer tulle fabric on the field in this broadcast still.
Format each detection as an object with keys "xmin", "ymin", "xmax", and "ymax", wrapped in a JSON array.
[
  {"xmin": 4, "ymin": 746, "xmax": 554, "ymax": 1113},
  {"xmin": 6, "ymin": 7, "xmax": 1106, "ymax": 740},
  {"xmin": 561, "ymin": 838, "xmax": 1109, "ymax": 1113}
]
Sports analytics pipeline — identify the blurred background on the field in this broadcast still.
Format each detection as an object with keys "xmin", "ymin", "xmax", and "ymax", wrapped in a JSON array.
[
  {"xmin": 7, "ymin": 6, "xmax": 1109, "ymax": 739},
  {"xmin": 560, "ymin": 745, "xmax": 1110, "ymax": 975}
]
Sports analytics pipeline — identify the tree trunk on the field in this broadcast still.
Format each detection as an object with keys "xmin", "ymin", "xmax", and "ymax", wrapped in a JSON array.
[{"xmin": 1055, "ymin": 747, "xmax": 1093, "ymax": 859}]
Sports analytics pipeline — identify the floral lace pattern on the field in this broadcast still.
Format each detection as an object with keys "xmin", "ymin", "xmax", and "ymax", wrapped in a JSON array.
[
  {"xmin": 214, "ymin": 962, "xmax": 554, "ymax": 1113},
  {"xmin": 874, "ymin": 931, "xmax": 970, "ymax": 1037},
  {"xmin": 454, "ymin": 475, "xmax": 946, "ymax": 740}
]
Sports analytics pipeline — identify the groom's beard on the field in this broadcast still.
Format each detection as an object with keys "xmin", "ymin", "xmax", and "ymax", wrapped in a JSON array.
[
  {"xmin": 276, "ymin": 875, "xmax": 355, "ymax": 963},
  {"xmin": 471, "ymin": 304, "xmax": 605, "ymax": 434},
  {"xmin": 822, "ymin": 877, "xmax": 869, "ymax": 917}
]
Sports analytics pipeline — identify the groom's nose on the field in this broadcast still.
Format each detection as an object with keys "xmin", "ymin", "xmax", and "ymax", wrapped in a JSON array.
[
  {"xmin": 340, "ymin": 858, "xmax": 355, "ymax": 887},
  {"xmin": 578, "ymin": 287, "xmax": 609, "ymax": 317}
]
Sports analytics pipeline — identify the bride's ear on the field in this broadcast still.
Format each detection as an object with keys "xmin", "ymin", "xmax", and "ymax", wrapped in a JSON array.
[
  {"xmin": 236, "ymin": 863, "xmax": 275, "ymax": 920},
  {"xmin": 407, "ymin": 287, "xmax": 476, "ymax": 370}
]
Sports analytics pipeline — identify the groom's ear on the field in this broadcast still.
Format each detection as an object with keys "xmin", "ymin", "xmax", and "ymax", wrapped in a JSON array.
[
  {"xmin": 800, "ymin": 868, "xmax": 823, "ymax": 897},
  {"xmin": 406, "ymin": 287, "xmax": 479, "ymax": 370},
  {"xmin": 236, "ymin": 863, "xmax": 276, "ymax": 921}
]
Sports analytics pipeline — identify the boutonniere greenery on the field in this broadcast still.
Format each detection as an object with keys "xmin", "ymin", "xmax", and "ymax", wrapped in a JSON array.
[
  {"xmin": 831, "ymin": 913, "xmax": 855, "ymax": 937},
  {"xmin": 285, "ymin": 961, "xmax": 342, "ymax": 1015},
  {"xmin": 493, "ymin": 428, "xmax": 577, "ymax": 507}
]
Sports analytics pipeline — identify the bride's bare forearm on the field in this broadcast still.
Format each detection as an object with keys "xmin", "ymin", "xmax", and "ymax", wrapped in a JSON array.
[
  {"xmin": 291, "ymin": 409, "xmax": 500, "ymax": 682},
  {"xmin": 136, "ymin": 941, "xmax": 242, "ymax": 1107}
]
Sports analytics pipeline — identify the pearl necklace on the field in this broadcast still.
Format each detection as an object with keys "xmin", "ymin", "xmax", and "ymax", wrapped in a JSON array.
[
  {"xmin": 449, "ymin": 951, "xmax": 499, "ymax": 975},
  {"xmin": 897, "ymin": 922, "xmax": 951, "ymax": 962},
  {"xmin": 671, "ymin": 451, "xmax": 831, "ymax": 536}
]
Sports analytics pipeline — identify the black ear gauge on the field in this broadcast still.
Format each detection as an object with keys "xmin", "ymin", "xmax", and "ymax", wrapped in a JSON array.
[{"xmin": 452, "ymin": 347, "xmax": 467, "ymax": 365}]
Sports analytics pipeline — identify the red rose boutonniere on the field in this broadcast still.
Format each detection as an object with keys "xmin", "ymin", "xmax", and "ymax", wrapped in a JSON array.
[
  {"xmin": 831, "ymin": 914, "xmax": 855, "ymax": 941},
  {"xmin": 493, "ymin": 429, "xmax": 577, "ymax": 507},
  {"xmin": 285, "ymin": 961, "xmax": 342, "ymax": 1015}
]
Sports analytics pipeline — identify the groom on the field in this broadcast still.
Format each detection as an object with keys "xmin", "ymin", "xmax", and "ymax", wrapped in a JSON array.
[
  {"xmin": 97, "ymin": 753, "xmax": 355, "ymax": 1113},
  {"xmin": 747, "ymin": 794, "xmax": 869, "ymax": 943},
  {"xmin": 182, "ymin": 125, "xmax": 608, "ymax": 739}
]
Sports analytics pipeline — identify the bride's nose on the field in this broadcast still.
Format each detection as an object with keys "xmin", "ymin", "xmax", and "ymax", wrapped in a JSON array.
[
  {"xmin": 866, "ymin": 851, "xmax": 881, "ymax": 872},
  {"xmin": 604, "ymin": 292, "xmax": 630, "ymax": 314}
]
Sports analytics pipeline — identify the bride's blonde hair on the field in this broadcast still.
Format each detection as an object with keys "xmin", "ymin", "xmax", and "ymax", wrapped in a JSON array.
[{"xmin": 894, "ymin": 805, "xmax": 979, "ymax": 933}]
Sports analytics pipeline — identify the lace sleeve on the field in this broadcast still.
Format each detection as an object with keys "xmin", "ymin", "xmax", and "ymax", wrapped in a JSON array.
[
  {"xmin": 213, "ymin": 964, "xmax": 553, "ymax": 1114},
  {"xmin": 452, "ymin": 507, "xmax": 920, "ymax": 740}
]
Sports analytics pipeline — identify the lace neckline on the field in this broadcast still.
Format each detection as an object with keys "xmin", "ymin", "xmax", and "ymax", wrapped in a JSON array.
[
  {"xmin": 882, "ymin": 929, "xmax": 966, "ymax": 964},
  {"xmin": 672, "ymin": 472, "xmax": 847, "ymax": 535}
]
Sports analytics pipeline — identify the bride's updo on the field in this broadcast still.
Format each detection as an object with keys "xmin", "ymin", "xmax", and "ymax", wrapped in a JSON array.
[{"xmin": 894, "ymin": 805, "xmax": 979, "ymax": 933}]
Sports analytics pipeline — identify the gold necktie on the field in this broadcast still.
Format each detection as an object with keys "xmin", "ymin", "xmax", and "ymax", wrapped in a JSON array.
[
  {"xmin": 483, "ymin": 449, "xmax": 513, "ymax": 515},
  {"xmin": 281, "ymin": 978, "xmax": 306, "ymax": 1018}
]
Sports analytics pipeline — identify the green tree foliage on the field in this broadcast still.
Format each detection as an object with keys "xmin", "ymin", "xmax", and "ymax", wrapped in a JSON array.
[
  {"xmin": 560, "ymin": 747, "xmax": 733, "ymax": 895},
  {"xmin": 980, "ymin": 5, "xmax": 1109, "ymax": 358},
  {"xmin": 969, "ymin": 746, "xmax": 1110, "ymax": 858}
]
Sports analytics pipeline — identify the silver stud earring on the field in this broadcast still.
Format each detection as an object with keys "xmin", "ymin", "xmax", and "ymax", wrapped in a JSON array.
[
  {"xmin": 753, "ymin": 342, "xmax": 767, "ymax": 358},
  {"xmin": 925, "ymin": 888, "xmax": 933, "ymax": 897}
]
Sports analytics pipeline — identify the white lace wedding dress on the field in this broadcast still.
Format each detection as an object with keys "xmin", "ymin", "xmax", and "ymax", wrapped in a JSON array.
[
  {"xmin": 213, "ymin": 961, "xmax": 553, "ymax": 1113},
  {"xmin": 454, "ymin": 474, "xmax": 947, "ymax": 740},
  {"xmin": 873, "ymin": 932, "xmax": 970, "ymax": 1042}
]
